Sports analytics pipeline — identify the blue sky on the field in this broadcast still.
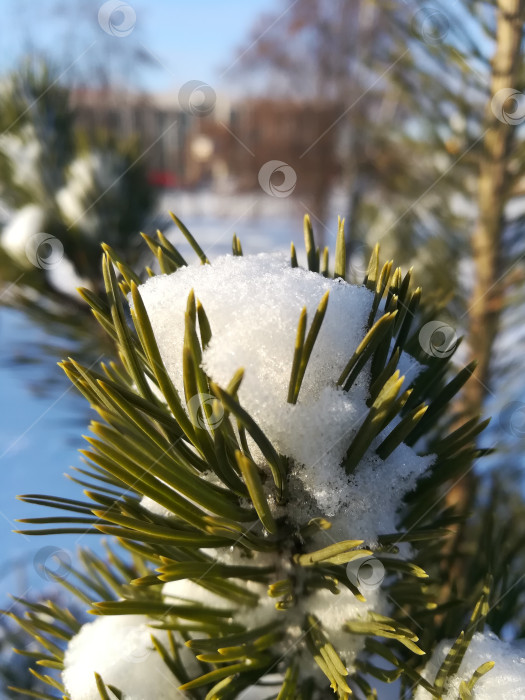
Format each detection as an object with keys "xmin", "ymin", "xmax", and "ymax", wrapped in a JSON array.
[{"xmin": 0, "ymin": 0, "xmax": 278, "ymax": 93}]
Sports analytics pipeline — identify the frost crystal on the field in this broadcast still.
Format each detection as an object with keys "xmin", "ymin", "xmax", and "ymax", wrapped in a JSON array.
[{"xmin": 1, "ymin": 204, "xmax": 45, "ymax": 265}]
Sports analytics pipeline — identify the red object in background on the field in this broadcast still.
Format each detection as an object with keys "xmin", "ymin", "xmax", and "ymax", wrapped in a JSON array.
[{"xmin": 148, "ymin": 171, "xmax": 179, "ymax": 188}]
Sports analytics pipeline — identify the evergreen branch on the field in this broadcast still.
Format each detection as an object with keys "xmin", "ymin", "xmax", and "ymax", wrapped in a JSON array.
[
  {"xmin": 169, "ymin": 211, "xmax": 210, "ymax": 264},
  {"xmin": 235, "ymin": 451, "xmax": 277, "ymax": 534},
  {"xmin": 458, "ymin": 661, "xmax": 494, "ymax": 698},
  {"xmin": 293, "ymin": 540, "xmax": 369, "ymax": 567},
  {"xmin": 287, "ymin": 307, "xmax": 307, "ymax": 404},
  {"xmin": 320, "ymin": 247, "xmax": 329, "ymax": 277},
  {"xmin": 303, "ymin": 214, "xmax": 318, "ymax": 273},
  {"xmin": 338, "ymin": 312, "xmax": 398, "ymax": 390},
  {"xmin": 290, "ymin": 291, "xmax": 330, "ymax": 404},
  {"xmin": 209, "ymin": 381, "xmax": 286, "ymax": 499},
  {"xmin": 290, "ymin": 242, "xmax": 298, "ymax": 268},
  {"xmin": 232, "ymin": 234, "xmax": 243, "ymax": 256},
  {"xmin": 334, "ymin": 217, "xmax": 346, "ymax": 280},
  {"xmin": 305, "ymin": 615, "xmax": 351, "ymax": 699},
  {"xmin": 156, "ymin": 228, "xmax": 188, "ymax": 267},
  {"xmin": 129, "ymin": 280, "xmax": 198, "ymax": 442}
]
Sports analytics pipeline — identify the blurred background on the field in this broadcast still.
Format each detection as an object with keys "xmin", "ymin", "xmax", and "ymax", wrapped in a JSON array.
[{"xmin": 1, "ymin": 0, "xmax": 525, "ymax": 695}]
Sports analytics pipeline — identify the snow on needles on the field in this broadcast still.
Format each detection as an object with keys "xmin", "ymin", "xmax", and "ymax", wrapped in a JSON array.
[
  {"xmin": 62, "ymin": 614, "xmax": 181, "ymax": 700},
  {"xmin": 136, "ymin": 253, "xmax": 433, "ymax": 541},
  {"xmin": 415, "ymin": 631, "xmax": 525, "ymax": 699}
]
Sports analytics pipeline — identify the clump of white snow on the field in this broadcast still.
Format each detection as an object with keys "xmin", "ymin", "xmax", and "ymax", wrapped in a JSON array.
[
  {"xmin": 140, "ymin": 495, "xmax": 173, "ymax": 519},
  {"xmin": 62, "ymin": 614, "xmax": 183, "ymax": 700},
  {"xmin": 56, "ymin": 151, "xmax": 123, "ymax": 236},
  {"xmin": 415, "ymin": 631, "xmax": 525, "ymax": 699},
  {"xmin": 136, "ymin": 253, "xmax": 433, "ymax": 541},
  {"xmin": 302, "ymin": 584, "xmax": 387, "ymax": 665},
  {"xmin": 163, "ymin": 576, "xmax": 279, "ymax": 630},
  {"xmin": 0, "ymin": 125, "xmax": 43, "ymax": 196},
  {"xmin": 1, "ymin": 204, "xmax": 46, "ymax": 267},
  {"xmin": 326, "ymin": 445, "xmax": 435, "ymax": 542},
  {"xmin": 162, "ymin": 547, "xmax": 283, "ymax": 629}
]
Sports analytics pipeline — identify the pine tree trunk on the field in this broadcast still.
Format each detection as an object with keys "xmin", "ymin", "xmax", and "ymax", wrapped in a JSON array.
[
  {"xmin": 463, "ymin": 0, "xmax": 525, "ymax": 419},
  {"xmin": 445, "ymin": 0, "xmax": 525, "ymax": 583}
]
